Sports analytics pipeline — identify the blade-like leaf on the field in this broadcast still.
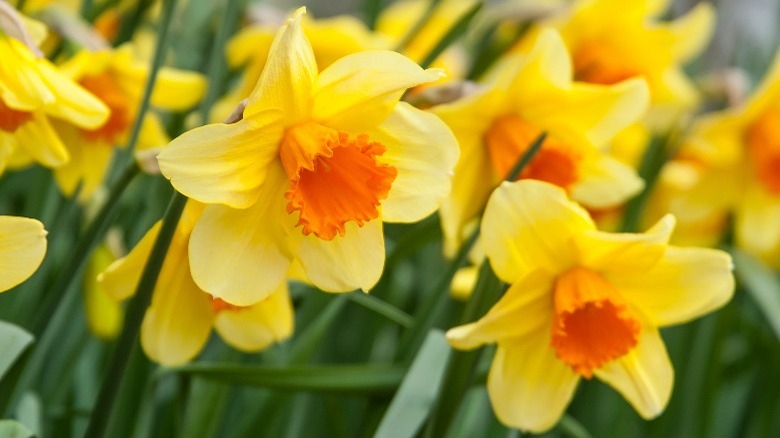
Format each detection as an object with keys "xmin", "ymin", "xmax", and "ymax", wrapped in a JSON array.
[
  {"xmin": 174, "ymin": 364, "xmax": 405, "ymax": 395},
  {"xmin": 732, "ymin": 249, "xmax": 780, "ymax": 340},
  {"xmin": 375, "ymin": 330, "xmax": 451, "ymax": 438},
  {"xmin": 0, "ymin": 320, "xmax": 33, "ymax": 383}
]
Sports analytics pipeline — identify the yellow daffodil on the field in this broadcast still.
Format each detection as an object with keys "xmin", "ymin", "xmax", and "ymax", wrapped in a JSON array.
[
  {"xmin": 43, "ymin": 44, "xmax": 206, "ymax": 199},
  {"xmin": 157, "ymin": 8, "xmax": 458, "ymax": 305},
  {"xmin": 99, "ymin": 201, "xmax": 293, "ymax": 366},
  {"xmin": 0, "ymin": 216, "xmax": 47, "ymax": 293},
  {"xmin": 430, "ymin": 29, "xmax": 648, "ymax": 255},
  {"xmin": 83, "ymin": 243, "xmax": 124, "ymax": 340},
  {"xmin": 663, "ymin": 52, "xmax": 780, "ymax": 266},
  {"xmin": 0, "ymin": 29, "xmax": 108, "ymax": 173},
  {"xmin": 545, "ymin": 0, "xmax": 714, "ymax": 127},
  {"xmin": 447, "ymin": 180, "xmax": 734, "ymax": 432},
  {"xmin": 212, "ymin": 11, "xmax": 387, "ymax": 122}
]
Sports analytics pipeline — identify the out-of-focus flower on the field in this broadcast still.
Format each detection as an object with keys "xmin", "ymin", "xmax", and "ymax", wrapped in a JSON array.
[
  {"xmin": 83, "ymin": 242, "xmax": 124, "ymax": 340},
  {"xmin": 0, "ymin": 8, "xmax": 109, "ymax": 173},
  {"xmin": 430, "ymin": 29, "xmax": 648, "ymax": 255},
  {"xmin": 544, "ymin": 0, "xmax": 714, "ymax": 128},
  {"xmin": 661, "ymin": 52, "xmax": 780, "ymax": 266},
  {"xmin": 0, "ymin": 216, "xmax": 47, "ymax": 293},
  {"xmin": 158, "ymin": 8, "xmax": 458, "ymax": 306},
  {"xmin": 99, "ymin": 201, "xmax": 293, "ymax": 366},
  {"xmin": 447, "ymin": 180, "xmax": 734, "ymax": 432},
  {"xmin": 42, "ymin": 44, "xmax": 206, "ymax": 199}
]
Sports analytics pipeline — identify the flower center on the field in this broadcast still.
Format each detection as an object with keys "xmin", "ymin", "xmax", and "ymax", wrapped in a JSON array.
[
  {"xmin": 550, "ymin": 266, "xmax": 641, "ymax": 378},
  {"xmin": 746, "ymin": 109, "xmax": 780, "ymax": 195},
  {"xmin": 280, "ymin": 121, "xmax": 398, "ymax": 240},
  {"xmin": 485, "ymin": 115, "xmax": 582, "ymax": 189},
  {"xmin": 0, "ymin": 99, "xmax": 33, "ymax": 133},
  {"xmin": 573, "ymin": 42, "xmax": 639, "ymax": 85},
  {"xmin": 79, "ymin": 73, "xmax": 133, "ymax": 144}
]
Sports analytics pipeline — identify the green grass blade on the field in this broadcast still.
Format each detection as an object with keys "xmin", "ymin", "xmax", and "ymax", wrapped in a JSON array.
[
  {"xmin": 0, "ymin": 321, "xmax": 33, "ymax": 383},
  {"xmin": 375, "ymin": 330, "xmax": 451, "ymax": 438},
  {"xmin": 174, "ymin": 364, "xmax": 405, "ymax": 395}
]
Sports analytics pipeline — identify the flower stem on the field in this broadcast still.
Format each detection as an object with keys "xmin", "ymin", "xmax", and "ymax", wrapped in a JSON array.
[{"xmin": 83, "ymin": 191, "xmax": 187, "ymax": 438}]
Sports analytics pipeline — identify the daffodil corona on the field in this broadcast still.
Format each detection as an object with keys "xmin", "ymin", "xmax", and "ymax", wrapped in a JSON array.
[
  {"xmin": 447, "ymin": 180, "xmax": 734, "ymax": 432},
  {"xmin": 158, "ymin": 8, "xmax": 459, "ymax": 305}
]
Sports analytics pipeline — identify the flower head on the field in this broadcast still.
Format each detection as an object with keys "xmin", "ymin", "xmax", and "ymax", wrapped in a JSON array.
[
  {"xmin": 663, "ymin": 51, "xmax": 780, "ymax": 266},
  {"xmin": 430, "ymin": 29, "xmax": 648, "ymax": 255},
  {"xmin": 158, "ymin": 8, "xmax": 459, "ymax": 305},
  {"xmin": 99, "ymin": 201, "xmax": 293, "ymax": 366},
  {"xmin": 446, "ymin": 180, "xmax": 734, "ymax": 432}
]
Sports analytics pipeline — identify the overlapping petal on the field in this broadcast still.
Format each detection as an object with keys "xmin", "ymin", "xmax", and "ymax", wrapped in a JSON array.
[
  {"xmin": 215, "ymin": 282, "xmax": 294, "ymax": 351},
  {"xmin": 368, "ymin": 102, "xmax": 459, "ymax": 223},
  {"xmin": 481, "ymin": 180, "xmax": 594, "ymax": 283}
]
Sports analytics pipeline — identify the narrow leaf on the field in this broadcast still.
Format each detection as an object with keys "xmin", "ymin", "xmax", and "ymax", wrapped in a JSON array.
[
  {"xmin": 375, "ymin": 330, "xmax": 452, "ymax": 438},
  {"xmin": 0, "ymin": 420, "xmax": 33, "ymax": 438},
  {"xmin": 0, "ymin": 320, "xmax": 33, "ymax": 383},
  {"xmin": 174, "ymin": 364, "xmax": 405, "ymax": 395}
]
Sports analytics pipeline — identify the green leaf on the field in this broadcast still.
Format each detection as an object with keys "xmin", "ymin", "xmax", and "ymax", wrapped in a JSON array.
[
  {"xmin": 348, "ymin": 292, "xmax": 414, "ymax": 328},
  {"xmin": 375, "ymin": 330, "xmax": 452, "ymax": 438},
  {"xmin": 15, "ymin": 392, "xmax": 42, "ymax": 438},
  {"xmin": 0, "ymin": 420, "xmax": 34, "ymax": 438},
  {"xmin": 418, "ymin": 2, "xmax": 483, "ymax": 69},
  {"xmin": 0, "ymin": 320, "xmax": 33, "ymax": 383},
  {"xmin": 559, "ymin": 414, "xmax": 593, "ymax": 438},
  {"xmin": 174, "ymin": 364, "xmax": 405, "ymax": 395},
  {"xmin": 732, "ymin": 249, "xmax": 780, "ymax": 340}
]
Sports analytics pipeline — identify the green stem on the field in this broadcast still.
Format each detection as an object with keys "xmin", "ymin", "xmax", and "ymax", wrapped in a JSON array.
[
  {"xmin": 418, "ymin": 2, "xmax": 483, "ymax": 69},
  {"xmin": 84, "ymin": 191, "xmax": 187, "ymax": 438},
  {"xmin": 348, "ymin": 292, "xmax": 414, "ymax": 328},
  {"xmin": 114, "ymin": 0, "xmax": 178, "ymax": 168},
  {"xmin": 394, "ymin": 0, "xmax": 442, "ymax": 52},
  {"xmin": 32, "ymin": 165, "xmax": 139, "ymax": 337},
  {"xmin": 619, "ymin": 135, "xmax": 671, "ymax": 232}
]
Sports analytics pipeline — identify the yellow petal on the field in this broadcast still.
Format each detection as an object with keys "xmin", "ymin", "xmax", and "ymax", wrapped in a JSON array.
[
  {"xmin": 577, "ymin": 215, "xmax": 675, "ymax": 274},
  {"xmin": 149, "ymin": 67, "xmax": 207, "ymax": 111},
  {"xmin": 141, "ymin": 238, "xmax": 214, "ymax": 366},
  {"xmin": 83, "ymin": 244, "xmax": 123, "ymax": 340},
  {"xmin": 157, "ymin": 109, "xmax": 284, "ymax": 209},
  {"xmin": 481, "ymin": 180, "xmax": 595, "ymax": 283},
  {"xmin": 214, "ymin": 282, "xmax": 294, "ymax": 351},
  {"xmin": 0, "ymin": 36, "xmax": 54, "ymax": 110},
  {"xmin": 99, "ymin": 222, "xmax": 162, "ymax": 301},
  {"xmin": 36, "ymin": 57, "xmax": 110, "ymax": 129},
  {"xmin": 13, "ymin": 111, "xmax": 69, "ymax": 167},
  {"xmin": 735, "ymin": 184, "xmax": 780, "ymax": 265},
  {"xmin": 312, "ymin": 50, "xmax": 444, "ymax": 132},
  {"xmin": 594, "ymin": 325, "xmax": 673, "ymax": 419},
  {"xmin": 189, "ymin": 162, "xmax": 297, "ymax": 306},
  {"xmin": 244, "ymin": 8, "xmax": 317, "ymax": 126},
  {"xmin": 0, "ymin": 216, "xmax": 47, "ymax": 293},
  {"xmin": 431, "ymin": 89, "xmax": 505, "ymax": 256},
  {"xmin": 51, "ymin": 125, "xmax": 114, "ymax": 199},
  {"xmin": 606, "ymin": 246, "xmax": 734, "ymax": 327},
  {"xmin": 488, "ymin": 333, "xmax": 580, "ymax": 433},
  {"xmin": 494, "ymin": 29, "xmax": 571, "ymax": 98},
  {"xmin": 530, "ymin": 78, "xmax": 650, "ymax": 148},
  {"xmin": 571, "ymin": 154, "xmax": 644, "ymax": 209},
  {"xmin": 295, "ymin": 219, "xmax": 384, "ymax": 292},
  {"xmin": 226, "ymin": 26, "xmax": 274, "ymax": 68},
  {"xmin": 447, "ymin": 270, "xmax": 554, "ymax": 349},
  {"xmin": 366, "ymin": 102, "xmax": 458, "ymax": 223},
  {"xmin": 667, "ymin": 2, "xmax": 715, "ymax": 62}
]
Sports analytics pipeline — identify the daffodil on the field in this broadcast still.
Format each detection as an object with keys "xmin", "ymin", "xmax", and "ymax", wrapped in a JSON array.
[
  {"xmin": 446, "ymin": 180, "xmax": 734, "ymax": 432},
  {"xmin": 546, "ymin": 0, "xmax": 714, "ymax": 127},
  {"xmin": 99, "ymin": 202, "xmax": 293, "ymax": 366},
  {"xmin": 0, "ymin": 216, "xmax": 47, "ymax": 293},
  {"xmin": 663, "ymin": 52, "xmax": 780, "ymax": 266},
  {"xmin": 157, "ymin": 7, "xmax": 458, "ymax": 305},
  {"xmin": 0, "ymin": 24, "xmax": 108, "ymax": 173},
  {"xmin": 430, "ymin": 29, "xmax": 648, "ymax": 255},
  {"xmin": 83, "ymin": 242, "xmax": 124, "ymax": 340},
  {"xmin": 41, "ymin": 44, "xmax": 206, "ymax": 199}
]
